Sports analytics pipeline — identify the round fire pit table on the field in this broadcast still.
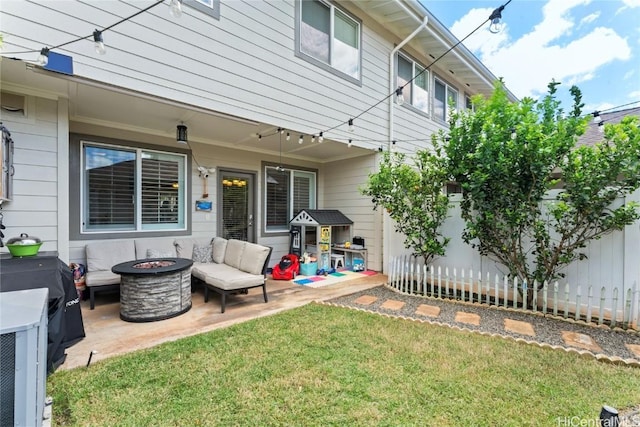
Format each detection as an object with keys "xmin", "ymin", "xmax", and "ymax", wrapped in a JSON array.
[{"xmin": 112, "ymin": 258, "xmax": 193, "ymax": 322}]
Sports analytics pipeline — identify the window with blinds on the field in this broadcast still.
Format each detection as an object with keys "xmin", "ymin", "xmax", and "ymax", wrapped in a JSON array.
[
  {"xmin": 265, "ymin": 166, "xmax": 316, "ymax": 232},
  {"xmin": 82, "ymin": 143, "xmax": 186, "ymax": 233}
]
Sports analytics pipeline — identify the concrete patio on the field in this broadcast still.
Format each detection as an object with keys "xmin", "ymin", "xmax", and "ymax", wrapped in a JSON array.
[{"xmin": 62, "ymin": 273, "xmax": 386, "ymax": 370}]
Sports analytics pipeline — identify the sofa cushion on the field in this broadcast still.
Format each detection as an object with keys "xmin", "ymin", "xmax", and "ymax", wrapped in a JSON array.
[
  {"xmin": 192, "ymin": 244, "xmax": 213, "ymax": 263},
  {"xmin": 239, "ymin": 242, "xmax": 271, "ymax": 275},
  {"xmin": 85, "ymin": 270, "xmax": 121, "ymax": 287},
  {"xmin": 86, "ymin": 240, "xmax": 136, "ymax": 272},
  {"xmin": 174, "ymin": 237, "xmax": 212, "ymax": 259},
  {"xmin": 223, "ymin": 239, "xmax": 245, "ymax": 269},
  {"xmin": 199, "ymin": 263, "xmax": 265, "ymax": 290},
  {"xmin": 135, "ymin": 238, "xmax": 176, "ymax": 260},
  {"xmin": 212, "ymin": 237, "xmax": 228, "ymax": 264}
]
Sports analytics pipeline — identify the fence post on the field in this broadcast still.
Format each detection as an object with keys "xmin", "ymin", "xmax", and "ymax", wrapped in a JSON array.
[
  {"xmin": 586, "ymin": 286, "xmax": 593, "ymax": 325},
  {"xmin": 599, "ymin": 286, "xmax": 606, "ymax": 326},
  {"xmin": 575, "ymin": 285, "xmax": 582, "ymax": 321},
  {"xmin": 542, "ymin": 281, "xmax": 548, "ymax": 314},
  {"xmin": 611, "ymin": 287, "xmax": 618, "ymax": 328},
  {"xmin": 512, "ymin": 277, "xmax": 519, "ymax": 310},
  {"xmin": 553, "ymin": 282, "xmax": 559, "ymax": 317},
  {"xmin": 563, "ymin": 283, "xmax": 570, "ymax": 319},
  {"xmin": 503, "ymin": 275, "xmax": 509, "ymax": 308},
  {"xmin": 437, "ymin": 266, "xmax": 442, "ymax": 299}
]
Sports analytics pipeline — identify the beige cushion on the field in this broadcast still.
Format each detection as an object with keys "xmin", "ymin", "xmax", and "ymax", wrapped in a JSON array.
[
  {"xmin": 85, "ymin": 270, "xmax": 121, "ymax": 287},
  {"xmin": 86, "ymin": 240, "xmax": 135, "ymax": 272},
  {"xmin": 201, "ymin": 264, "xmax": 265, "ymax": 290},
  {"xmin": 212, "ymin": 237, "xmax": 228, "ymax": 264},
  {"xmin": 239, "ymin": 242, "xmax": 271, "ymax": 275},
  {"xmin": 223, "ymin": 239, "xmax": 245, "ymax": 269},
  {"xmin": 174, "ymin": 237, "xmax": 212, "ymax": 259},
  {"xmin": 135, "ymin": 238, "xmax": 176, "ymax": 260}
]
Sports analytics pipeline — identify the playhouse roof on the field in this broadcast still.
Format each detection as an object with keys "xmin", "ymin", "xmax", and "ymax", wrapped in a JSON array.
[{"xmin": 289, "ymin": 209, "xmax": 353, "ymax": 226}]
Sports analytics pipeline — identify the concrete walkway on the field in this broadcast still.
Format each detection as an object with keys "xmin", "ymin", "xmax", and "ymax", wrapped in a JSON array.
[{"xmin": 62, "ymin": 274, "xmax": 386, "ymax": 370}]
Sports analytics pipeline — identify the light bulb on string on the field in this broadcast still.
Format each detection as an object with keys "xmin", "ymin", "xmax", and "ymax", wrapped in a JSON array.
[
  {"xmin": 348, "ymin": 118, "xmax": 354, "ymax": 132},
  {"xmin": 318, "ymin": 132, "xmax": 324, "ymax": 143},
  {"xmin": 286, "ymin": 132, "xmax": 290, "ymax": 141},
  {"xmin": 348, "ymin": 139, "xmax": 352, "ymax": 148},
  {"xmin": 169, "ymin": 0, "xmax": 182, "ymax": 18},
  {"xmin": 593, "ymin": 111, "xmax": 602, "ymax": 124},
  {"xmin": 298, "ymin": 135, "xmax": 303, "ymax": 144},
  {"xmin": 37, "ymin": 47, "xmax": 49, "ymax": 66},
  {"xmin": 311, "ymin": 135, "xmax": 316, "ymax": 143},
  {"xmin": 395, "ymin": 87, "xmax": 404, "ymax": 106},
  {"xmin": 93, "ymin": 30, "xmax": 106, "ymax": 55}
]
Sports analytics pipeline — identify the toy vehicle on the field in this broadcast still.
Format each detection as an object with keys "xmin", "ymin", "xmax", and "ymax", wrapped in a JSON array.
[{"xmin": 271, "ymin": 254, "xmax": 300, "ymax": 280}]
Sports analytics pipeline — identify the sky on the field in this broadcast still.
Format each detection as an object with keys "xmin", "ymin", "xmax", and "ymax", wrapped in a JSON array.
[{"xmin": 422, "ymin": 0, "xmax": 640, "ymax": 116}]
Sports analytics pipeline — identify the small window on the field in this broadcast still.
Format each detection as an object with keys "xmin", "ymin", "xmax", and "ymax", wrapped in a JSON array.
[
  {"xmin": 296, "ymin": 0, "xmax": 361, "ymax": 83},
  {"xmin": 265, "ymin": 165, "xmax": 316, "ymax": 233},
  {"xmin": 434, "ymin": 78, "xmax": 459, "ymax": 122},
  {"xmin": 81, "ymin": 142, "xmax": 187, "ymax": 233},
  {"xmin": 465, "ymin": 94, "xmax": 474, "ymax": 111},
  {"xmin": 184, "ymin": 0, "xmax": 220, "ymax": 19},
  {"xmin": 397, "ymin": 53, "xmax": 429, "ymax": 113}
]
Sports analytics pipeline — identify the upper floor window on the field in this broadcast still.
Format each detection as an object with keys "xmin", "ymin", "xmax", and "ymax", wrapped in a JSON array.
[
  {"xmin": 465, "ymin": 93, "xmax": 474, "ymax": 111},
  {"xmin": 434, "ymin": 78, "xmax": 458, "ymax": 122},
  {"xmin": 264, "ymin": 165, "xmax": 316, "ymax": 233},
  {"xmin": 184, "ymin": 0, "xmax": 220, "ymax": 19},
  {"xmin": 397, "ymin": 53, "xmax": 429, "ymax": 114},
  {"xmin": 296, "ymin": 0, "xmax": 361, "ymax": 84},
  {"xmin": 81, "ymin": 142, "xmax": 187, "ymax": 233}
]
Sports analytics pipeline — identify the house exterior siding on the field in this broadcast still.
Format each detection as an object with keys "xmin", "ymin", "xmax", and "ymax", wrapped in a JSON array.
[{"xmin": 1, "ymin": 0, "xmax": 503, "ymax": 274}]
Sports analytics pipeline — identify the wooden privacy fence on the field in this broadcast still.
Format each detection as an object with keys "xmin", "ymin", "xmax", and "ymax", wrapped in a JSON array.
[{"xmin": 388, "ymin": 255, "xmax": 640, "ymax": 331}]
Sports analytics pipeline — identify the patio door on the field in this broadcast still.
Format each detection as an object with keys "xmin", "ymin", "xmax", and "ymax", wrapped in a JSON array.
[{"xmin": 218, "ymin": 170, "xmax": 255, "ymax": 242}]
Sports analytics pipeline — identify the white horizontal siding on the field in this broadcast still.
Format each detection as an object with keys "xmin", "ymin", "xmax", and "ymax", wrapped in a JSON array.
[{"xmin": 0, "ymin": 96, "xmax": 60, "ymax": 255}]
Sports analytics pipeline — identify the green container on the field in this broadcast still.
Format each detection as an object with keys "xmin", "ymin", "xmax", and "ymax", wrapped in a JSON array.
[
  {"xmin": 6, "ymin": 233, "xmax": 43, "ymax": 257},
  {"xmin": 7, "ymin": 242, "xmax": 42, "ymax": 257}
]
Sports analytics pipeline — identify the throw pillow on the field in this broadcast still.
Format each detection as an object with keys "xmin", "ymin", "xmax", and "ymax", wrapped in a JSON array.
[
  {"xmin": 192, "ymin": 244, "xmax": 213, "ymax": 263},
  {"xmin": 146, "ymin": 249, "xmax": 175, "ymax": 258}
]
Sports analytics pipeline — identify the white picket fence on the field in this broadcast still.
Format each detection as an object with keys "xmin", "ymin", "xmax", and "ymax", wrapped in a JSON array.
[{"xmin": 388, "ymin": 255, "xmax": 640, "ymax": 331}]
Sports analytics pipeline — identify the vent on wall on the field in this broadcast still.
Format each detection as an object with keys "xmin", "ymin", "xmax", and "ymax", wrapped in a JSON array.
[{"xmin": 0, "ymin": 92, "xmax": 26, "ymax": 115}]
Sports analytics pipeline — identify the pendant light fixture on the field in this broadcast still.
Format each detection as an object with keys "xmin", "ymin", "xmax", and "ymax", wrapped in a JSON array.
[{"xmin": 176, "ymin": 123, "xmax": 188, "ymax": 144}]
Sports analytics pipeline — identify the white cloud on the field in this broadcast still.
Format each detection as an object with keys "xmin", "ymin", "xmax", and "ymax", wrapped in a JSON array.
[
  {"xmin": 448, "ymin": 0, "xmax": 631, "ymax": 99},
  {"xmin": 628, "ymin": 90, "xmax": 640, "ymax": 99},
  {"xmin": 579, "ymin": 12, "xmax": 600, "ymax": 26}
]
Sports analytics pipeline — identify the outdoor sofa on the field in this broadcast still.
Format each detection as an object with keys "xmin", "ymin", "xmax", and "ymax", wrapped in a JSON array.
[{"xmin": 84, "ymin": 237, "xmax": 272, "ymax": 313}]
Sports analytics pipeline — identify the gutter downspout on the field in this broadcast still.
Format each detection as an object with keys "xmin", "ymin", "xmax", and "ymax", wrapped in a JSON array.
[{"xmin": 383, "ymin": 3, "xmax": 427, "ymax": 275}]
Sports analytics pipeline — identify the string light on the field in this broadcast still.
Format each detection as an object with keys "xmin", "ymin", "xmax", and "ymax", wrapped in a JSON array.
[
  {"xmin": 348, "ymin": 118, "xmax": 354, "ymax": 132},
  {"xmin": 311, "ymin": 135, "xmax": 316, "ymax": 143},
  {"xmin": 169, "ymin": 0, "xmax": 183, "ymax": 18},
  {"xmin": 37, "ymin": 47, "xmax": 49, "ymax": 66},
  {"xmin": 348, "ymin": 139, "xmax": 352, "ymax": 148},
  {"xmin": 395, "ymin": 87, "xmax": 404, "ymax": 106},
  {"xmin": 93, "ymin": 30, "xmax": 106, "ymax": 55},
  {"xmin": 286, "ymin": 132, "xmax": 290, "ymax": 141},
  {"xmin": 298, "ymin": 135, "xmax": 303, "ymax": 144},
  {"xmin": 592, "ymin": 111, "xmax": 602, "ymax": 124},
  {"xmin": 318, "ymin": 132, "xmax": 324, "ymax": 143}
]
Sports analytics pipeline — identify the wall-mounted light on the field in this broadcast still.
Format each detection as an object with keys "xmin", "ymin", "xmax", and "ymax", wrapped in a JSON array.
[
  {"xmin": 93, "ymin": 30, "xmax": 106, "ymax": 55},
  {"xmin": 37, "ymin": 47, "xmax": 50, "ymax": 66},
  {"xmin": 176, "ymin": 124, "xmax": 188, "ymax": 144}
]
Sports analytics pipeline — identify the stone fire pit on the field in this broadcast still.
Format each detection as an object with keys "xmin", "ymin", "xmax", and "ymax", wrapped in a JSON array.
[{"xmin": 112, "ymin": 258, "xmax": 193, "ymax": 322}]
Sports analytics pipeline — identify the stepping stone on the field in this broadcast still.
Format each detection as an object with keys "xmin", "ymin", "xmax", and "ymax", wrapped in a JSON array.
[
  {"xmin": 380, "ymin": 299, "xmax": 405, "ymax": 311},
  {"xmin": 561, "ymin": 331, "xmax": 602, "ymax": 353},
  {"xmin": 415, "ymin": 304, "xmax": 441, "ymax": 318},
  {"xmin": 504, "ymin": 318, "xmax": 535, "ymax": 337},
  {"xmin": 626, "ymin": 344, "xmax": 640, "ymax": 359},
  {"xmin": 455, "ymin": 311, "xmax": 480, "ymax": 326},
  {"xmin": 354, "ymin": 295, "xmax": 378, "ymax": 305}
]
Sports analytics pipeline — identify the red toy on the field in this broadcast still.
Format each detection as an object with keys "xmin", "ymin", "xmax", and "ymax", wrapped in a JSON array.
[{"xmin": 271, "ymin": 254, "xmax": 300, "ymax": 280}]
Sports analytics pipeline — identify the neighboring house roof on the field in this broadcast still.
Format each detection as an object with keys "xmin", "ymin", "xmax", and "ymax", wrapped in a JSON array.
[
  {"xmin": 290, "ymin": 210, "xmax": 354, "ymax": 226},
  {"xmin": 578, "ymin": 106, "xmax": 640, "ymax": 147}
]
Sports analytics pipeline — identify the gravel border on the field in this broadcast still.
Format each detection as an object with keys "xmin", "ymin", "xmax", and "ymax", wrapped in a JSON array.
[{"xmin": 325, "ymin": 285, "xmax": 640, "ymax": 365}]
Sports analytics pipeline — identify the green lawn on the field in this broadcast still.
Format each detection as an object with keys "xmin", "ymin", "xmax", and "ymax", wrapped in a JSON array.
[{"xmin": 49, "ymin": 304, "xmax": 640, "ymax": 426}]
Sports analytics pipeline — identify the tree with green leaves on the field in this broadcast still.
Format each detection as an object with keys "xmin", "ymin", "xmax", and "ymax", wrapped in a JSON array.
[
  {"xmin": 361, "ymin": 148, "xmax": 450, "ymax": 265},
  {"xmin": 443, "ymin": 80, "xmax": 640, "ymax": 291}
]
